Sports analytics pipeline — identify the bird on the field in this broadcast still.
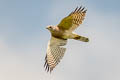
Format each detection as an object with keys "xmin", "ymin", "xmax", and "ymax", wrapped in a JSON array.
[{"xmin": 44, "ymin": 6, "xmax": 89, "ymax": 73}]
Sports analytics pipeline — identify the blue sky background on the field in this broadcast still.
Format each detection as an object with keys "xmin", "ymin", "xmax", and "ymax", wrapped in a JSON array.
[{"xmin": 0, "ymin": 0, "xmax": 120, "ymax": 80}]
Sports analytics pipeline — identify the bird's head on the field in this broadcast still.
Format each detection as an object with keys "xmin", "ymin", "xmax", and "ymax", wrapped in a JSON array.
[{"xmin": 46, "ymin": 25, "xmax": 56, "ymax": 32}]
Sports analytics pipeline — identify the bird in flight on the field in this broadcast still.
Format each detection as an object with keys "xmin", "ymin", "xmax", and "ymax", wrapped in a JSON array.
[{"xmin": 44, "ymin": 6, "xmax": 89, "ymax": 72}]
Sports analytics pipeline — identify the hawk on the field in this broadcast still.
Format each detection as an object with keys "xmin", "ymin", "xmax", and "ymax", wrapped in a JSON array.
[{"xmin": 44, "ymin": 6, "xmax": 89, "ymax": 72}]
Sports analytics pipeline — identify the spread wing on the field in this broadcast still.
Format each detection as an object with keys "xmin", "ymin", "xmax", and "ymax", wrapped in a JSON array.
[
  {"xmin": 44, "ymin": 36, "xmax": 67, "ymax": 72},
  {"xmin": 57, "ymin": 6, "xmax": 87, "ymax": 32}
]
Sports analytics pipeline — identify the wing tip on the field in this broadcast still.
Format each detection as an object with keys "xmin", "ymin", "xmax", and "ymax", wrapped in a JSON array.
[
  {"xmin": 73, "ymin": 6, "xmax": 87, "ymax": 13},
  {"xmin": 44, "ymin": 55, "xmax": 54, "ymax": 73}
]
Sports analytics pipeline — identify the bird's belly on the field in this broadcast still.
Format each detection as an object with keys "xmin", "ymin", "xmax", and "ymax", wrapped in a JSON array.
[
  {"xmin": 52, "ymin": 32, "xmax": 66, "ymax": 40},
  {"xmin": 52, "ymin": 31, "xmax": 72, "ymax": 40},
  {"xmin": 62, "ymin": 31, "xmax": 73, "ymax": 39}
]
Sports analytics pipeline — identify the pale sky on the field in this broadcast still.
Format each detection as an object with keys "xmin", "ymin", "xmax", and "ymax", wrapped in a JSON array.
[{"xmin": 0, "ymin": 0, "xmax": 120, "ymax": 80}]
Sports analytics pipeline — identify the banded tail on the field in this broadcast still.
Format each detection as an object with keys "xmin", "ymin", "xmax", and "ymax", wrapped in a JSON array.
[{"xmin": 73, "ymin": 34, "xmax": 89, "ymax": 42}]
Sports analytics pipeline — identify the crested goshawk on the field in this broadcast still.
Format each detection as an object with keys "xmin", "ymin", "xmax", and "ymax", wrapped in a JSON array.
[{"xmin": 44, "ymin": 6, "xmax": 89, "ymax": 72}]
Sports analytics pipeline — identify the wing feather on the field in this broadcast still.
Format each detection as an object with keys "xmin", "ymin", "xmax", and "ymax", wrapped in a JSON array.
[
  {"xmin": 57, "ymin": 6, "xmax": 87, "ymax": 32},
  {"xmin": 44, "ymin": 37, "xmax": 67, "ymax": 72}
]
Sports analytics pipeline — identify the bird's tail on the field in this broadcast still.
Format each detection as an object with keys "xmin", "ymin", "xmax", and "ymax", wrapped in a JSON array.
[{"xmin": 72, "ymin": 33, "xmax": 89, "ymax": 42}]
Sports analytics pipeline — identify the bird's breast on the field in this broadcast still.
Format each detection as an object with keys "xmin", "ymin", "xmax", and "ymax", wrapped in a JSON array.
[
  {"xmin": 51, "ymin": 30, "xmax": 72, "ymax": 40},
  {"xmin": 51, "ymin": 31, "xmax": 67, "ymax": 40}
]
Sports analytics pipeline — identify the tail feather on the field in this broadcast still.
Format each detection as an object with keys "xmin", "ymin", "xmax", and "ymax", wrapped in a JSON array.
[{"xmin": 73, "ymin": 34, "xmax": 89, "ymax": 42}]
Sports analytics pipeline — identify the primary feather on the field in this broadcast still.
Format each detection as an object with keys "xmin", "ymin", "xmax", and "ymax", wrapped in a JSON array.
[
  {"xmin": 44, "ymin": 37, "xmax": 67, "ymax": 72},
  {"xmin": 58, "ymin": 6, "xmax": 87, "ymax": 31}
]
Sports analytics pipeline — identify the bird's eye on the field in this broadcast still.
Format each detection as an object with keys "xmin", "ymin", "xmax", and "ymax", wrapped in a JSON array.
[{"xmin": 49, "ymin": 26, "xmax": 52, "ymax": 28}]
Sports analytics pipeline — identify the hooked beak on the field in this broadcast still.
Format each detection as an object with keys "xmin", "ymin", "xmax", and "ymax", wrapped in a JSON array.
[{"xmin": 46, "ymin": 27, "xmax": 49, "ymax": 29}]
